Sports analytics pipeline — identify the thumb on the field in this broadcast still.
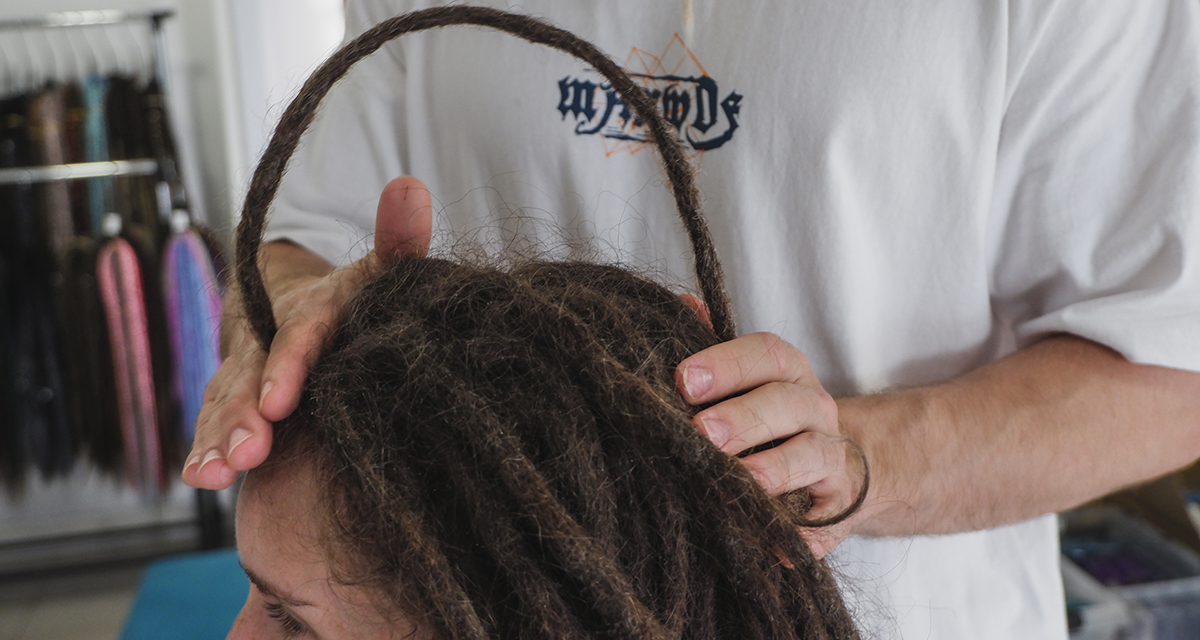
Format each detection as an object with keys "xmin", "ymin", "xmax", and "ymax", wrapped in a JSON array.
[{"xmin": 375, "ymin": 176, "xmax": 433, "ymax": 261}]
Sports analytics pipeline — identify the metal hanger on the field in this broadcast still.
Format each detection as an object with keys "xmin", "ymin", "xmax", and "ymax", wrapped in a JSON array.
[{"xmin": 80, "ymin": 24, "xmax": 118, "ymax": 79}]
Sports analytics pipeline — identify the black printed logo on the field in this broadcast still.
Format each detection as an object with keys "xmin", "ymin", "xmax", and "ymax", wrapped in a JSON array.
[{"xmin": 556, "ymin": 36, "xmax": 743, "ymax": 156}]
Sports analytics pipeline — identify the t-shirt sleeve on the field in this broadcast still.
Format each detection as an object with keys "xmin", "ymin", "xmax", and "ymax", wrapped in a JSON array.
[
  {"xmin": 265, "ymin": 0, "xmax": 413, "ymax": 266},
  {"xmin": 989, "ymin": 0, "xmax": 1200, "ymax": 372}
]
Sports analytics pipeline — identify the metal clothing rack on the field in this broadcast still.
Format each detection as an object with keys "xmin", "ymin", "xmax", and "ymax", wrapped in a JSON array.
[
  {"xmin": 0, "ymin": 9, "xmax": 171, "ymax": 29},
  {"xmin": 0, "ymin": 9, "xmax": 173, "ymax": 84},
  {"xmin": 0, "ymin": 9, "xmax": 174, "ymax": 192},
  {"xmin": 0, "ymin": 158, "xmax": 159, "ymax": 185},
  {"xmin": 0, "ymin": 9, "xmax": 226, "ymax": 574}
]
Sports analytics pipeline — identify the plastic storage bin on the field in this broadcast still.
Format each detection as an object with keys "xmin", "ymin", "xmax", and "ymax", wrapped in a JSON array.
[
  {"xmin": 1063, "ymin": 556, "xmax": 1153, "ymax": 640},
  {"xmin": 1062, "ymin": 507, "xmax": 1200, "ymax": 640}
]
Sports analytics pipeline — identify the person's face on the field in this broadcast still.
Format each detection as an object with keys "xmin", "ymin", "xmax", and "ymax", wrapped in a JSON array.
[{"xmin": 226, "ymin": 462, "xmax": 426, "ymax": 640}]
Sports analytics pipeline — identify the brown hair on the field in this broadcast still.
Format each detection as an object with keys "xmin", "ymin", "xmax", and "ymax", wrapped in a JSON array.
[{"xmin": 237, "ymin": 7, "xmax": 862, "ymax": 639}]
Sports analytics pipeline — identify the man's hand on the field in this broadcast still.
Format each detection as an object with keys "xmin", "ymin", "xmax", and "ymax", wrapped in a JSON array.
[
  {"xmin": 678, "ymin": 331, "xmax": 1200, "ymax": 557},
  {"xmin": 675, "ymin": 333, "xmax": 867, "ymax": 558},
  {"xmin": 182, "ymin": 177, "xmax": 433, "ymax": 490}
]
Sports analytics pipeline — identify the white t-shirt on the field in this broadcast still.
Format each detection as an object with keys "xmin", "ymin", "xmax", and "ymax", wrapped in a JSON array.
[{"xmin": 266, "ymin": 1, "xmax": 1200, "ymax": 638}]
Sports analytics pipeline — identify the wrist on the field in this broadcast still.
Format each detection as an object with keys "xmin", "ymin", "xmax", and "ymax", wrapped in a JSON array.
[{"xmin": 836, "ymin": 386, "xmax": 946, "ymax": 537}]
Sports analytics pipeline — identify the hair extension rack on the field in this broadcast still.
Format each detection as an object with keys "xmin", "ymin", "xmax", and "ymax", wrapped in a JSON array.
[
  {"xmin": 0, "ymin": 10, "xmax": 173, "ymax": 189},
  {"xmin": 0, "ymin": 8, "xmax": 227, "ymax": 575}
]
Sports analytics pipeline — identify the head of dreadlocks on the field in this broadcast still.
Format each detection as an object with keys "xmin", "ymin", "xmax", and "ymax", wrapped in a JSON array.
[
  {"xmin": 225, "ymin": 8, "xmax": 861, "ymax": 638},
  {"xmin": 227, "ymin": 255, "xmax": 860, "ymax": 640}
]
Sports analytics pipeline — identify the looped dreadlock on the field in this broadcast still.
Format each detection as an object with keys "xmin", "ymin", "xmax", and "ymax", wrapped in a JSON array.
[
  {"xmin": 236, "ymin": 6, "xmax": 864, "ymax": 640},
  {"xmin": 237, "ymin": 5, "xmax": 733, "ymax": 347}
]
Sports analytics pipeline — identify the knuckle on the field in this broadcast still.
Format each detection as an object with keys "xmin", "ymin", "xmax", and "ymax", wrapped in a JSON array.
[
  {"xmin": 772, "ymin": 450, "xmax": 806, "ymax": 493},
  {"xmin": 742, "ymin": 399, "xmax": 771, "ymax": 432},
  {"xmin": 740, "ymin": 457, "xmax": 768, "ymax": 486},
  {"xmin": 728, "ymin": 337, "xmax": 763, "ymax": 382},
  {"xmin": 275, "ymin": 287, "xmax": 336, "ymax": 330},
  {"xmin": 724, "ymin": 387, "xmax": 787, "ymax": 442},
  {"xmin": 779, "ymin": 385, "xmax": 837, "ymax": 436},
  {"xmin": 264, "ymin": 332, "xmax": 323, "ymax": 379},
  {"xmin": 201, "ymin": 377, "xmax": 237, "ymax": 411},
  {"xmin": 273, "ymin": 281, "xmax": 318, "ymax": 308},
  {"xmin": 277, "ymin": 315, "xmax": 334, "ymax": 352},
  {"xmin": 798, "ymin": 431, "xmax": 836, "ymax": 476},
  {"xmin": 709, "ymin": 407, "xmax": 755, "ymax": 451},
  {"xmin": 814, "ymin": 390, "xmax": 839, "ymax": 427},
  {"xmin": 772, "ymin": 381, "xmax": 811, "ymax": 418},
  {"xmin": 821, "ymin": 436, "xmax": 844, "ymax": 473},
  {"xmin": 271, "ymin": 315, "xmax": 312, "ymax": 345},
  {"xmin": 764, "ymin": 337, "xmax": 793, "ymax": 373},
  {"xmin": 743, "ymin": 454, "xmax": 786, "ymax": 494},
  {"xmin": 760, "ymin": 467, "xmax": 789, "ymax": 495},
  {"xmin": 196, "ymin": 401, "xmax": 242, "ymax": 448},
  {"xmin": 214, "ymin": 402, "xmax": 255, "ymax": 438},
  {"xmin": 202, "ymin": 376, "xmax": 222, "ymax": 404},
  {"xmin": 209, "ymin": 403, "xmax": 238, "ymax": 433},
  {"xmin": 759, "ymin": 334, "xmax": 807, "ymax": 380}
]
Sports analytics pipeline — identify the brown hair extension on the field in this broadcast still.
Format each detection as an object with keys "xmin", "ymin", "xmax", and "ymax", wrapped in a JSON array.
[{"xmin": 238, "ymin": 6, "xmax": 863, "ymax": 640}]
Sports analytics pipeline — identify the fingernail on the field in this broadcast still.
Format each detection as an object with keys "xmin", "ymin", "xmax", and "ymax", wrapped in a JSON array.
[
  {"xmin": 184, "ymin": 451, "xmax": 201, "ymax": 472},
  {"xmin": 227, "ymin": 428, "xmax": 253, "ymax": 459},
  {"xmin": 259, "ymin": 381, "xmax": 274, "ymax": 413},
  {"xmin": 198, "ymin": 448, "xmax": 223, "ymax": 472},
  {"xmin": 683, "ymin": 365, "xmax": 713, "ymax": 400},
  {"xmin": 699, "ymin": 416, "xmax": 730, "ymax": 448}
]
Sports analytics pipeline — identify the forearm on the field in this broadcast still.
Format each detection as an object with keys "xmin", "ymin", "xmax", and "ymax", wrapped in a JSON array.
[
  {"xmin": 843, "ymin": 334, "xmax": 1200, "ymax": 537},
  {"xmin": 220, "ymin": 240, "xmax": 334, "ymax": 357}
]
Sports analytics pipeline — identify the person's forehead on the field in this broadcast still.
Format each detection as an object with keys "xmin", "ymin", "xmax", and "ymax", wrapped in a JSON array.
[
  {"xmin": 236, "ymin": 464, "xmax": 328, "ymax": 595},
  {"xmin": 236, "ymin": 464, "xmax": 418, "ymax": 638},
  {"xmin": 238, "ymin": 462, "xmax": 322, "ymax": 529}
]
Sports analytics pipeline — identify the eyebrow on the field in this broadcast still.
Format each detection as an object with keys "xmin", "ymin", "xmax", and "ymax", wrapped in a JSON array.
[{"xmin": 240, "ymin": 560, "xmax": 317, "ymax": 608}]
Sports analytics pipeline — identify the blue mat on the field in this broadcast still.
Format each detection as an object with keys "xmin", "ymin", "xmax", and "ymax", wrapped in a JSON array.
[{"xmin": 120, "ymin": 548, "xmax": 247, "ymax": 640}]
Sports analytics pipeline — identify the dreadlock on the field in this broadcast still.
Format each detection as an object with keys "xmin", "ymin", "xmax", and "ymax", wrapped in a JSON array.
[{"xmin": 237, "ymin": 6, "xmax": 864, "ymax": 640}]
